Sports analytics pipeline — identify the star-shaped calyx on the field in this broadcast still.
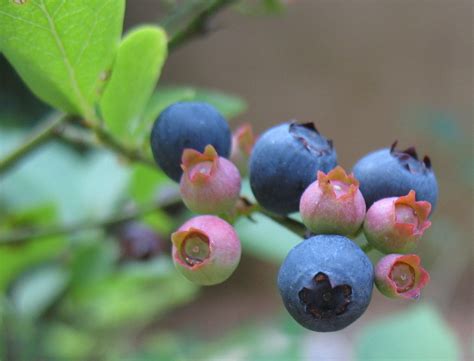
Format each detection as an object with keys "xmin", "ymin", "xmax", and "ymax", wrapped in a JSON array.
[{"xmin": 298, "ymin": 272, "xmax": 352, "ymax": 319}]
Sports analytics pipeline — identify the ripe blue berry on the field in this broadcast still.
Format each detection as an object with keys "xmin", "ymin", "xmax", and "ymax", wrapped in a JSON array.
[
  {"xmin": 249, "ymin": 122, "xmax": 337, "ymax": 215},
  {"xmin": 352, "ymin": 142, "xmax": 438, "ymax": 211},
  {"xmin": 278, "ymin": 235, "xmax": 374, "ymax": 332},
  {"xmin": 150, "ymin": 102, "xmax": 231, "ymax": 182}
]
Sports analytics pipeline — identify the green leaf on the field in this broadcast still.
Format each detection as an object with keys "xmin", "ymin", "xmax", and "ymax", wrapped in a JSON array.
[
  {"xmin": 11, "ymin": 264, "xmax": 69, "ymax": 319},
  {"xmin": 64, "ymin": 257, "xmax": 199, "ymax": 329},
  {"xmin": 0, "ymin": 127, "xmax": 131, "ymax": 223},
  {"xmin": 0, "ymin": 235, "xmax": 66, "ymax": 293},
  {"xmin": 43, "ymin": 323, "xmax": 96, "ymax": 360},
  {"xmin": 129, "ymin": 164, "xmax": 170, "ymax": 204},
  {"xmin": 100, "ymin": 26, "xmax": 168, "ymax": 144},
  {"xmin": 356, "ymin": 304, "xmax": 461, "ymax": 361},
  {"xmin": 0, "ymin": 0, "xmax": 125, "ymax": 118},
  {"xmin": 192, "ymin": 88, "xmax": 247, "ymax": 119}
]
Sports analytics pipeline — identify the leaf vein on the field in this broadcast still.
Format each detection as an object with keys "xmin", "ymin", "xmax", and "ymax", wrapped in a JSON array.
[
  {"xmin": 0, "ymin": 10, "xmax": 49, "ymax": 31},
  {"xmin": 37, "ymin": 0, "xmax": 93, "ymax": 119}
]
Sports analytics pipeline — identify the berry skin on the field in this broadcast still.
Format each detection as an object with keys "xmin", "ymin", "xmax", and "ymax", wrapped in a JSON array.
[
  {"xmin": 171, "ymin": 215, "xmax": 241, "ymax": 285},
  {"xmin": 180, "ymin": 145, "xmax": 241, "ymax": 214},
  {"xmin": 230, "ymin": 123, "xmax": 256, "ymax": 176},
  {"xmin": 277, "ymin": 235, "xmax": 374, "ymax": 332},
  {"xmin": 299, "ymin": 166, "xmax": 366, "ymax": 236},
  {"xmin": 375, "ymin": 254, "xmax": 430, "ymax": 300},
  {"xmin": 249, "ymin": 122, "xmax": 337, "ymax": 215},
  {"xmin": 352, "ymin": 142, "xmax": 438, "ymax": 212},
  {"xmin": 150, "ymin": 101, "xmax": 231, "ymax": 182},
  {"xmin": 363, "ymin": 190, "xmax": 431, "ymax": 254}
]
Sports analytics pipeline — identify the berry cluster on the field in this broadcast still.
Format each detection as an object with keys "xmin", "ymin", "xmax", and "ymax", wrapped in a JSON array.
[{"xmin": 150, "ymin": 101, "xmax": 439, "ymax": 332}]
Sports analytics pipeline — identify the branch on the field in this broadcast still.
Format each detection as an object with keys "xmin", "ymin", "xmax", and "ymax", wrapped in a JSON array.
[
  {"xmin": 259, "ymin": 210, "xmax": 307, "ymax": 238},
  {"xmin": 166, "ymin": 0, "xmax": 238, "ymax": 51},
  {"xmin": 0, "ymin": 113, "xmax": 68, "ymax": 174},
  {"xmin": 360, "ymin": 243, "xmax": 373, "ymax": 253},
  {"xmin": 62, "ymin": 120, "xmax": 157, "ymax": 168},
  {"xmin": 0, "ymin": 192, "xmax": 181, "ymax": 245}
]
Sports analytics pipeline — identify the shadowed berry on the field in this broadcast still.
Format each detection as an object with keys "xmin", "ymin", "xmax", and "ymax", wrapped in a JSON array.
[
  {"xmin": 352, "ymin": 142, "xmax": 438, "ymax": 212},
  {"xmin": 375, "ymin": 254, "xmax": 430, "ymax": 300},
  {"xmin": 249, "ymin": 122, "xmax": 337, "ymax": 215},
  {"xmin": 230, "ymin": 123, "xmax": 256, "ymax": 176},
  {"xmin": 278, "ymin": 235, "xmax": 374, "ymax": 332},
  {"xmin": 363, "ymin": 190, "xmax": 431, "ymax": 254},
  {"xmin": 150, "ymin": 101, "xmax": 231, "ymax": 182},
  {"xmin": 171, "ymin": 215, "xmax": 241, "ymax": 285},
  {"xmin": 180, "ymin": 145, "xmax": 241, "ymax": 214},
  {"xmin": 300, "ymin": 166, "xmax": 366, "ymax": 236},
  {"xmin": 116, "ymin": 222, "xmax": 164, "ymax": 261}
]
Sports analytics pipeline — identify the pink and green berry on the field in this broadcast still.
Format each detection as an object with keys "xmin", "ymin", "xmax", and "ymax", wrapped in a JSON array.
[
  {"xmin": 299, "ymin": 166, "xmax": 366, "ymax": 236},
  {"xmin": 375, "ymin": 253, "xmax": 430, "ymax": 300},
  {"xmin": 171, "ymin": 215, "xmax": 241, "ymax": 285},
  {"xmin": 180, "ymin": 145, "xmax": 241, "ymax": 215},
  {"xmin": 363, "ymin": 190, "xmax": 431, "ymax": 254},
  {"xmin": 230, "ymin": 123, "xmax": 257, "ymax": 176}
]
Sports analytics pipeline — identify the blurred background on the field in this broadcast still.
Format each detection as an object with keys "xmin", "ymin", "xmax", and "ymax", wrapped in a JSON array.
[{"xmin": 0, "ymin": 0, "xmax": 472, "ymax": 360}]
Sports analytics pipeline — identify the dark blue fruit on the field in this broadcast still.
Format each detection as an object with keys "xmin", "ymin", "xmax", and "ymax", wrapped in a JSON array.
[
  {"xmin": 352, "ymin": 142, "xmax": 438, "ymax": 211},
  {"xmin": 150, "ymin": 102, "xmax": 231, "ymax": 182},
  {"xmin": 277, "ymin": 235, "xmax": 374, "ymax": 332},
  {"xmin": 249, "ymin": 122, "xmax": 337, "ymax": 215},
  {"xmin": 115, "ymin": 222, "xmax": 164, "ymax": 261}
]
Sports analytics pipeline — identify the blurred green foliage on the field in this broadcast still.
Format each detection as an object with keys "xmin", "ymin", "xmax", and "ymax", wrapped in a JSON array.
[{"xmin": 0, "ymin": 0, "xmax": 466, "ymax": 360}]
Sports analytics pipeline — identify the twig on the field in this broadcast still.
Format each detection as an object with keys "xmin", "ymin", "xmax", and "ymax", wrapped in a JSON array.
[
  {"xmin": 361, "ymin": 243, "xmax": 373, "ymax": 253},
  {"xmin": 0, "ymin": 193, "xmax": 181, "ymax": 245},
  {"xmin": 259, "ymin": 209, "xmax": 307, "ymax": 238},
  {"xmin": 59, "ymin": 120, "xmax": 157, "ymax": 168},
  {"xmin": 0, "ymin": 113, "xmax": 68, "ymax": 174},
  {"xmin": 166, "ymin": 0, "xmax": 238, "ymax": 51}
]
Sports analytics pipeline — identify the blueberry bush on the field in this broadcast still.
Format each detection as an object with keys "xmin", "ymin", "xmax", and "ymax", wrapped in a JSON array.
[{"xmin": 0, "ymin": 1, "xmax": 468, "ymax": 360}]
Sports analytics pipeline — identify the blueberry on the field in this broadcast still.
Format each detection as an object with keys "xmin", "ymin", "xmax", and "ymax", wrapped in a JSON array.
[
  {"xmin": 352, "ymin": 142, "xmax": 438, "ymax": 211},
  {"xmin": 115, "ymin": 222, "xmax": 164, "ymax": 261},
  {"xmin": 249, "ymin": 122, "xmax": 337, "ymax": 215},
  {"xmin": 277, "ymin": 235, "xmax": 374, "ymax": 332},
  {"xmin": 150, "ymin": 102, "xmax": 232, "ymax": 182}
]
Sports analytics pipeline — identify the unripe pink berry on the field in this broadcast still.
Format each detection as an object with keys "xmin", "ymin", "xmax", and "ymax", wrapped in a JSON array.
[
  {"xmin": 299, "ymin": 166, "xmax": 366, "ymax": 236},
  {"xmin": 375, "ymin": 253, "xmax": 430, "ymax": 300},
  {"xmin": 230, "ymin": 123, "xmax": 256, "ymax": 176},
  {"xmin": 171, "ymin": 215, "xmax": 241, "ymax": 285},
  {"xmin": 180, "ymin": 145, "xmax": 241, "ymax": 214},
  {"xmin": 363, "ymin": 190, "xmax": 431, "ymax": 254}
]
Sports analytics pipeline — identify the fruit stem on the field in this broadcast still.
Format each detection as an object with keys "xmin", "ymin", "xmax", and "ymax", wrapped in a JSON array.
[
  {"xmin": 0, "ymin": 190, "xmax": 182, "ymax": 245},
  {"xmin": 361, "ymin": 243, "xmax": 374, "ymax": 254},
  {"xmin": 258, "ymin": 209, "xmax": 307, "ymax": 238}
]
